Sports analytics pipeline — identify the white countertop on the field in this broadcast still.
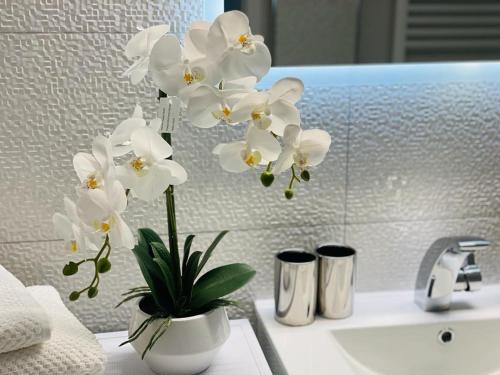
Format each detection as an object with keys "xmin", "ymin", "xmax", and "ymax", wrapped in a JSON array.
[
  {"xmin": 255, "ymin": 285, "xmax": 500, "ymax": 375},
  {"xmin": 96, "ymin": 319, "xmax": 271, "ymax": 375}
]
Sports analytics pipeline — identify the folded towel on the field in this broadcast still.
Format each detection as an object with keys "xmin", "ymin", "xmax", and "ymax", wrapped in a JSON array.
[
  {"xmin": 0, "ymin": 265, "xmax": 51, "ymax": 354},
  {"xmin": 0, "ymin": 286, "xmax": 106, "ymax": 375}
]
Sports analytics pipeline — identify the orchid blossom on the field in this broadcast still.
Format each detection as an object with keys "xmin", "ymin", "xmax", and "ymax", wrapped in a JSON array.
[
  {"xmin": 116, "ymin": 127, "xmax": 187, "ymax": 201},
  {"xmin": 77, "ymin": 180, "xmax": 135, "ymax": 250},
  {"xmin": 73, "ymin": 135, "xmax": 114, "ymax": 192},
  {"xmin": 231, "ymin": 77, "xmax": 304, "ymax": 135},
  {"xmin": 273, "ymin": 124, "xmax": 332, "ymax": 175},
  {"xmin": 53, "ymin": 197, "xmax": 99, "ymax": 253},
  {"xmin": 207, "ymin": 11, "xmax": 271, "ymax": 81},
  {"xmin": 213, "ymin": 125, "xmax": 281, "ymax": 173},
  {"xmin": 110, "ymin": 104, "xmax": 161, "ymax": 157},
  {"xmin": 123, "ymin": 24, "xmax": 170, "ymax": 85},
  {"xmin": 149, "ymin": 34, "xmax": 218, "ymax": 100}
]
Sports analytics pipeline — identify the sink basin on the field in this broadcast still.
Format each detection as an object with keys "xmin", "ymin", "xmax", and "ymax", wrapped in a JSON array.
[
  {"xmin": 333, "ymin": 319, "xmax": 500, "ymax": 375},
  {"xmin": 255, "ymin": 285, "xmax": 500, "ymax": 375}
]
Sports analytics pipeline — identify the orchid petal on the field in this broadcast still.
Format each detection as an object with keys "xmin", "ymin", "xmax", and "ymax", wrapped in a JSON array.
[
  {"xmin": 125, "ymin": 24, "xmax": 170, "ymax": 59},
  {"xmin": 268, "ymin": 100, "xmax": 301, "ymax": 136},
  {"xmin": 52, "ymin": 213, "xmax": 73, "ymax": 240},
  {"xmin": 269, "ymin": 77, "xmax": 304, "ymax": 104},
  {"xmin": 73, "ymin": 153, "xmax": 100, "ymax": 183},
  {"xmin": 247, "ymin": 126, "xmax": 281, "ymax": 161},
  {"xmin": 186, "ymin": 85, "xmax": 222, "ymax": 128},
  {"xmin": 218, "ymin": 141, "xmax": 249, "ymax": 173},
  {"xmin": 219, "ymin": 41, "xmax": 271, "ymax": 81},
  {"xmin": 110, "ymin": 117, "xmax": 147, "ymax": 157},
  {"xmin": 131, "ymin": 127, "xmax": 172, "ymax": 161},
  {"xmin": 149, "ymin": 34, "xmax": 182, "ymax": 70},
  {"xmin": 109, "ymin": 213, "xmax": 135, "ymax": 249},
  {"xmin": 272, "ymin": 147, "xmax": 295, "ymax": 175},
  {"xmin": 156, "ymin": 159, "xmax": 188, "ymax": 185},
  {"xmin": 282, "ymin": 124, "xmax": 301, "ymax": 147},
  {"xmin": 299, "ymin": 129, "xmax": 332, "ymax": 166}
]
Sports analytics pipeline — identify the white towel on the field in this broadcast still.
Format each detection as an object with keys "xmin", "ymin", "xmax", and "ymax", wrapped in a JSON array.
[
  {"xmin": 0, "ymin": 286, "xmax": 106, "ymax": 375},
  {"xmin": 0, "ymin": 265, "xmax": 51, "ymax": 353}
]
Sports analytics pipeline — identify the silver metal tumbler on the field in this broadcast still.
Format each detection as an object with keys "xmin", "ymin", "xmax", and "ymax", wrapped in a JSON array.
[
  {"xmin": 316, "ymin": 244, "xmax": 356, "ymax": 319},
  {"xmin": 274, "ymin": 249, "xmax": 318, "ymax": 326}
]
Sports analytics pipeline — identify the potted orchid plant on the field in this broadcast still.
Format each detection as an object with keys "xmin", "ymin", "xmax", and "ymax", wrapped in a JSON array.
[{"xmin": 53, "ymin": 10, "xmax": 331, "ymax": 375}]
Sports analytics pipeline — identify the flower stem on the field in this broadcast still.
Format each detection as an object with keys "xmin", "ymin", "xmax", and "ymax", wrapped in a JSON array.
[{"xmin": 159, "ymin": 90, "xmax": 182, "ymax": 298}]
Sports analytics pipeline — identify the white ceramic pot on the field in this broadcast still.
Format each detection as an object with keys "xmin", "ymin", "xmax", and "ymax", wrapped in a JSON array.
[{"xmin": 128, "ymin": 300, "xmax": 230, "ymax": 375}]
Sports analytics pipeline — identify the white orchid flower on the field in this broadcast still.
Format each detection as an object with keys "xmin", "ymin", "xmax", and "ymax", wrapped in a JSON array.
[
  {"xmin": 185, "ymin": 77, "xmax": 256, "ymax": 128},
  {"xmin": 231, "ymin": 78, "xmax": 304, "ymax": 136},
  {"xmin": 273, "ymin": 124, "xmax": 331, "ymax": 175},
  {"xmin": 213, "ymin": 125, "xmax": 281, "ymax": 173},
  {"xmin": 184, "ymin": 21, "xmax": 211, "ymax": 61},
  {"xmin": 123, "ymin": 24, "xmax": 170, "ymax": 85},
  {"xmin": 116, "ymin": 127, "xmax": 187, "ymax": 201},
  {"xmin": 77, "ymin": 180, "xmax": 135, "ymax": 250},
  {"xmin": 149, "ymin": 34, "xmax": 218, "ymax": 100},
  {"xmin": 207, "ymin": 10, "xmax": 271, "ymax": 81},
  {"xmin": 110, "ymin": 104, "xmax": 161, "ymax": 157},
  {"xmin": 73, "ymin": 135, "xmax": 114, "ymax": 191},
  {"xmin": 52, "ymin": 197, "xmax": 98, "ymax": 253}
]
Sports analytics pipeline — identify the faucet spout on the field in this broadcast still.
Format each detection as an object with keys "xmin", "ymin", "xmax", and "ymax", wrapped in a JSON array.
[{"xmin": 414, "ymin": 236, "xmax": 490, "ymax": 311}]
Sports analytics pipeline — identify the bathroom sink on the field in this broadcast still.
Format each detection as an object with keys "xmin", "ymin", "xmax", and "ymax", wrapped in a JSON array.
[
  {"xmin": 333, "ymin": 319, "xmax": 500, "ymax": 375},
  {"xmin": 255, "ymin": 285, "xmax": 500, "ymax": 375}
]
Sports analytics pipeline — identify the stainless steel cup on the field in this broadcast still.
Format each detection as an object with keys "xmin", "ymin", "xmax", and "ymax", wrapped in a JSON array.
[
  {"xmin": 316, "ymin": 244, "xmax": 356, "ymax": 319},
  {"xmin": 274, "ymin": 249, "xmax": 318, "ymax": 326}
]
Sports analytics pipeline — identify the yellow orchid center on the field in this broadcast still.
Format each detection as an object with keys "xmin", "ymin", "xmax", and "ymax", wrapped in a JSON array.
[
  {"xmin": 238, "ymin": 34, "xmax": 248, "ymax": 45},
  {"xmin": 131, "ymin": 158, "xmax": 144, "ymax": 171},
  {"xmin": 223, "ymin": 106, "xmax": 231, "ymax": 117},
  {"xmin": 244, "ymin": 150, "xmax": 262, "ymax": 167},
  {"xmin": 183, "ymin": 72, "xmax": 194, "ymax": 85},
  {"xmin": 86, "ymin": 175, "xmax": 98, "ymax": 189},
  {"xmin": 100, "ymin": 222, "xmax": 111, "ymax": 233},
  {"xmin": 70, "ymin": 240, "xmax": 78, "ymax": 253},
  {"xmin": 251, "ymin": 111, "xmax": 261, "ymax": 120}
]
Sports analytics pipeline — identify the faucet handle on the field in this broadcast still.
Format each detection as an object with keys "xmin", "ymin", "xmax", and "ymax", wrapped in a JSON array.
[
  {"xmin": 457, "ymin": 239, "xmax": 490, "ymax": 252},
  {"xmin": 454, "ymin": 252, "xmax": 483, "ymax": 292}
]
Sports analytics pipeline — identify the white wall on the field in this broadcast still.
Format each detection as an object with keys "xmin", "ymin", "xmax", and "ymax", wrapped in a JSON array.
[{"xmin": 1, "ymin": 2, "xmax": 500, "ymax": 332}]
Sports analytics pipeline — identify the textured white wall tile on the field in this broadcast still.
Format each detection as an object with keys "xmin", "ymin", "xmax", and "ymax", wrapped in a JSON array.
[
  {"xmin": 347, "ymin": 82, "xmax": 500, "ymax": 224},
  {"xmin": 346, "ymin": 217, "xmax": 500, "ymax": 292},
  {"xmin": 0, "ymin": 0, "xmax": 204, "ymax": 33}
]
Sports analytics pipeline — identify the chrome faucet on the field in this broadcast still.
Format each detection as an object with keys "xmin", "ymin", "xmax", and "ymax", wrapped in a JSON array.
[{"xmin": 415, "ymin": 236, "xmax": 490, "ymax": 311}]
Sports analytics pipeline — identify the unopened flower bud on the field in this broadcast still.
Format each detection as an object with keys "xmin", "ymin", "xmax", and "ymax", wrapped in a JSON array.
[
  {"xmin": 284, "ymin": 189, "xmax": 294, "ymax": 200},
  {"xmin": 300, "ymin": 169, "xmax": 310, "ymax": 181},
  {"xmin": 97, "ymin": 258, "xmax": 111, "ymax": 273},
  {"xmin": 63, "ymin": 261, "xmax": 79, "ymax": 276},
  {"xmin": 260, "ymin": 171, "xmax": 275, "ymax": 187},
  {"xmin": 69, "ymin": 291, "xmax": 80, "ymax": 301},
  {"xmin": 88, "ymin": 287, "xmax": 98, "ymax": 299}
]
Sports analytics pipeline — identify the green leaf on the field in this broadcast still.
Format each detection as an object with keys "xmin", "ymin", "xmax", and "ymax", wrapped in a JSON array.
[
  {"xmin": 196, "ymin": 230, "xmax": 229, "ymax": 277},
  {"xmin": 132, "ymin": 241, "xmax": 172, "ymax": 313},
  {"xmin": 138, "ymin": 228, "xmax": 165, "ymax": 257},
  {"xmin": 182, "ymin": 251, "xmax": 202, "ymax": 303},
  {"xmin": 150, "ymin": 242, "xmax": 173, "ymax": 270},
  {"xmin": 115, "ymin": 292, "xmax": 151, "ymax": 308},
  {"xmin": 142, "ymin": 317, "xmax": 172, "ymax": 359},
  {"xmin": 153, "ymin": 257, "xmax": 176, "ymax": 304},
  {"xmin": 182, "ymin": 234, "xmax": 196, "ymax": 274},
  {"xmin": 190, "ymin": 263, "xmax": 256, "ymax": 309}
]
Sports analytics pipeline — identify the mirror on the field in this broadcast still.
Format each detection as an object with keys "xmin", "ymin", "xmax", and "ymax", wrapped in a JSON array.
[{"xmin": 225, "ymin": 0, "xmax": 500, "ymax": 66}]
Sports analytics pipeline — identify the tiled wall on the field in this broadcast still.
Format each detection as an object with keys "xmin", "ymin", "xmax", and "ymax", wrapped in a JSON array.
[{"xmin": 1, "ymin": 2, "xmax": 500, "ymax": 332}]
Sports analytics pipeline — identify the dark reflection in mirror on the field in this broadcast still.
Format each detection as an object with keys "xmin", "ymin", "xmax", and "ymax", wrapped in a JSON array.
[{"xmin": 225, "ymin": 0, "xmax": 500, "ymax": 66}]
